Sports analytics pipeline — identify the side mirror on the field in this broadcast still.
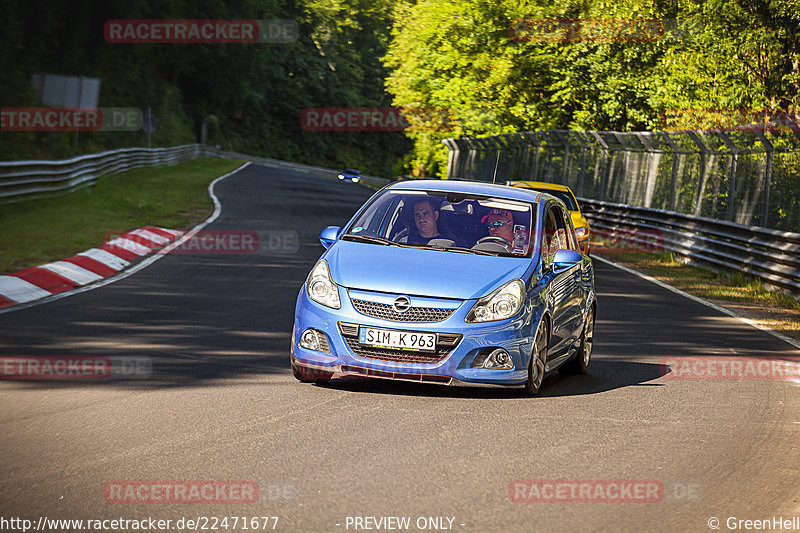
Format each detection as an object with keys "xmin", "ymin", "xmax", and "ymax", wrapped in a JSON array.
[
  {"xmin": 319, "ymin": 226, "xmax": 341, "ymax": 249},
  {"xmin": 581, "ymin": 203, "xmax": 594, "ymax": 213},
  {"xmin": 553, "ymin": 248, "xmax": 582, "ymax": 270}
]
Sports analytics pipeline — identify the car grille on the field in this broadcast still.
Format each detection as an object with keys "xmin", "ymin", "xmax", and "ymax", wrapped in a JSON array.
[
  {"xmin": 338, "ymin": 322, "xmax": 462, "ymax": 364},
  {"xmin": 343, "ymin": 336, "xmax": 452, "ymax": 364},
  {"xmin": 351, "ymin": 299, "xmax": 456, "ymax": 323}
]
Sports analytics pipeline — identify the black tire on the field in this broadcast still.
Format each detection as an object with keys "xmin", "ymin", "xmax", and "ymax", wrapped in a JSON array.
[
  {"xmin": 524, "ymin": 320, "xmax": 549, "ymax": 396},
  {"xmin": 561, "ymin": 305, "xmax": 594, "ymax": 375}
]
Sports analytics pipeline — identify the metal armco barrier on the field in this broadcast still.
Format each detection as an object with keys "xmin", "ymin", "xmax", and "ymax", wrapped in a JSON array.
[
  {"xmin": 580, "ymin": 197, "xmax": 800, "ymax": 293},
  {"xmin": 0, "ymin": 145, "xmax": 390, "ymax": 204},
  {"xmin": 443, "ymin": 128, "xmax": 800, "ymax": 233},
  {"xmin": 0, "ymin": 145, "xmax": 204, "ymax": 203}
]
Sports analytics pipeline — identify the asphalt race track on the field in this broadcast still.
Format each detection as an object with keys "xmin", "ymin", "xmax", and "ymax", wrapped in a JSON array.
[{"xmin": 1, "ymin": 164, "xmax": 799, "ymax": 533}]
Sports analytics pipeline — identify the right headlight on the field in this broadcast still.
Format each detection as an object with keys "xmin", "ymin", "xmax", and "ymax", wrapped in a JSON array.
[
  {"xmin": 306, "ymin": 259, "xmax": 340, "ymax": 309},
  {"xmin": 466, "ymin": 279, "xmax": 525, "ymax": 323}
]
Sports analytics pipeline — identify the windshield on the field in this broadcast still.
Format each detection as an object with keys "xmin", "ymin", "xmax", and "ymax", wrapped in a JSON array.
[{"xmin": 344, "ymin": 189, "xmax": 537, "ymax": 257}]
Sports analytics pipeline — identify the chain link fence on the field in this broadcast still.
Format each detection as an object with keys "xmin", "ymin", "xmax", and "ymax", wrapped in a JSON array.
[{"xmin": 443, "ymin": 128, "xmax": 800, "ymax": 233}]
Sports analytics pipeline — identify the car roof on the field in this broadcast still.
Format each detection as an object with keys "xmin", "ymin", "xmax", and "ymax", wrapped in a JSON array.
[
  {"xmin": 507, "ymin": 180, "xmax": 573, "ymax": 194},
  {"xmin": 387, "ymin": 179, "xmax": 544, "ymax": 204}
]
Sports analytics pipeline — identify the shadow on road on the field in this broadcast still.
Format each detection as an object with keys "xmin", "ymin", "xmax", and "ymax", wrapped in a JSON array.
[{"xmin": 308, "ymin": 359, "xmax": 664, "ymax": 399}]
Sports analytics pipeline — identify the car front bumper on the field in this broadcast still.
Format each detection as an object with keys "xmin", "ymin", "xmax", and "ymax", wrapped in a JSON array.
[{"xmin": 291, "ymin": 286, "xmax": 541, "ymax": 387}]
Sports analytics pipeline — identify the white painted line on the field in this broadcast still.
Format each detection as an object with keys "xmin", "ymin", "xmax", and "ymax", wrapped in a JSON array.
[
  {"xmin": 40, "ymin": 261, "xmax": 104, "ymax": 285},
  {"xmin": 77, "ymin": 248, "xmax": 129, "ymax": 271},
  {"xmin": 0, "ymin": 162, "xmax": 250, "ymax": 315},
  {"xmin": 105, "ymin": 237, "xmax": 151, "ymax": 255},
  {"xmin": 0, "ymin": 276, "xmax": 53, "ymax": 303},
  {"xmin": 594, "ymin": 254, "xmax": 800, "ymax": 352},
  {"xmin": 128, "ymin": 228, "xmax": 170, "ymax": 245}
]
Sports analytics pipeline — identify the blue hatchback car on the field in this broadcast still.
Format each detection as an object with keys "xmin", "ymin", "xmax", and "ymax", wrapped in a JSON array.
[{"xmin": 291, "ymin": 180, "xmax": 596, "ymax": 395}]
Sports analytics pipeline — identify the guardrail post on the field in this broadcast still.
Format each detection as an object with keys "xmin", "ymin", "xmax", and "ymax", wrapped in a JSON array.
[
  {"xmin": 716, "ymin": 131, "xmax": 739, "ymax": 221},
  {"xmin": 752, "ymin": 129, "xmax": 773, "ymax": 227},
  {"xmin": 588, "ymin": 131, "xmax": 609, "ymax": 201},
  {"xmin": 660, "ymin": 132, "xmax": 680, "ymax": 211},
  {"xmin": 442, "ymin": 139, "xmax": 458, "ymax": 179},
  {"xmin": 544, "ymin": 135, "xmax": 554, "ymax": 182},
  {"xmin": 685, "ymin": 131, "xmax": 709, "ymax": 216},
  {"xmin": 525, "ymin": 132, "xmax": 541, "ymax": 178}
]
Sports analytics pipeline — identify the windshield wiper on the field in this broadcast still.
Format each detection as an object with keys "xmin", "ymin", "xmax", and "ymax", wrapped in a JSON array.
[
  {"xmin": 341, "ymin": 234, "xmax": 398, "ymax": 246},
  {"xmin": 439, "ymin": 246, "xmax": 499, "ymax": 256}
]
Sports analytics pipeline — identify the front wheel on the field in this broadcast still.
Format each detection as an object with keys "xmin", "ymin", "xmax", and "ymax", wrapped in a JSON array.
[
  {"xmin": 524, "ymin": 321, "xmax": 549, "ymax": 396},
  {"xmin": 561, "ymin": 305, "xmax": 594, "ymax": 375}
]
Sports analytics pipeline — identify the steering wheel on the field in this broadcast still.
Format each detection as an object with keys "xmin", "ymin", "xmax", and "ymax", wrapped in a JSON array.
[
  {"xmin": 391, "ymin": 227, "xmax": 409, "ymax": 242},
  {"xmin": 475, "ymin": 236, "xmax": 512, "ymax": 248}
]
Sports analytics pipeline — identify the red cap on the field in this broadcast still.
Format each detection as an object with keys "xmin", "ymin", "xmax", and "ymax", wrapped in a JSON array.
[{"xmin": 481, "ymin": 208, "xmax": 513, "ymax": 224}]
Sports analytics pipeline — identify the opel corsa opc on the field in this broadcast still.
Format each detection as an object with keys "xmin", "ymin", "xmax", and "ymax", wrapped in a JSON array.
[{"xmin": 291, "ymin": 180, "xmax": 596, "ymax": 395}]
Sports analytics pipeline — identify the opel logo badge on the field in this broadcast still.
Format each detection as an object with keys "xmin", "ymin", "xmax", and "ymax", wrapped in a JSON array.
[{"xmin": 393, "ymin": 296, "xmax": 411, "ymax": 313}]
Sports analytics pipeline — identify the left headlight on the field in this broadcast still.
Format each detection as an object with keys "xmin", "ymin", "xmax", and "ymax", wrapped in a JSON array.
[
  {"xmin": 306, "ymin": 259, "xmax": 341, "ymax": 309},
  {"xmin": 466, "ymin": 279, "xmax": 525, "ymax": 323}
]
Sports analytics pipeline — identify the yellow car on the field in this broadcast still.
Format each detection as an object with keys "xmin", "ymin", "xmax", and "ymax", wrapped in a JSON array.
[{"xmin": 506, "ymin": 181, "xmax": 592, "ymax": 254}]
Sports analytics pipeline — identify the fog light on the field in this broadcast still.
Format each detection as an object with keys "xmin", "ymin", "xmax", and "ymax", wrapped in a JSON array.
[
  {"xmin": 486, "ymin": 349, "xmax": 513, "ymax": 369},
  {"xmin": 472, "ymin": 348, "xmax": 513, "ymax": 369},
  {"xmin": 299, "ymin": 329, "xmax": 330, "ymax": 353}
]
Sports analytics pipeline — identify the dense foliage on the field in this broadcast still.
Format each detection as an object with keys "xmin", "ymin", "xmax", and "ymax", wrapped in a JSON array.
[
  {"xmin": 0, "ymin": 0, "xmax": 410, "ymax": 176},
  {"xmin": 2, "ymin": 0, "xmax": 798, "ymax": 180},
  {"xmin": 384, "ymin": 0, "xmax": 800, "ymax": 177}
]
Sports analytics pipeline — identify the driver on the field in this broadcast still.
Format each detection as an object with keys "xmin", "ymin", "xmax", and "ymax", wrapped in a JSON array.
[
  {"xmin": 481, "ymin": 208, "xmax": 515, "ymax": 247},
  {"xmin": 400, "ymin": 199, "xmax": 447, "ymax": 245}
]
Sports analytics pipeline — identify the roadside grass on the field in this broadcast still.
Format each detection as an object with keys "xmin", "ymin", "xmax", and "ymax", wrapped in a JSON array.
[
  {"xmin": 0, "ymin": 158, "xmax": 244, "ymax": 274},
  {"xmin": 595, "ymin": 247, "xmax": 800, "ymax": 342}
]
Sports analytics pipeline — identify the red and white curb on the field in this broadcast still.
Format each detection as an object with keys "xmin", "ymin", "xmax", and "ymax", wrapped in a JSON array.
[{"xmin": 0, "ymin": 226, "xmax": 183, "ymax": 309}]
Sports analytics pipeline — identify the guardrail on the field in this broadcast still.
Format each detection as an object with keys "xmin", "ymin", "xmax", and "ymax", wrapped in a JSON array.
[
  {"xmin": 0, "ymin": 145, "xmax": 390, "ymax": 204},
  {"xmin": 443, "ymin": 128, "xmax": 800, "ymax": 233},
  {"xmin": 0, "ymin": 145, "xmax": 204, "ymax": 203},
  {"xmin": 580, "ymin": 197, "xmax": 800, "ymax": 293}
]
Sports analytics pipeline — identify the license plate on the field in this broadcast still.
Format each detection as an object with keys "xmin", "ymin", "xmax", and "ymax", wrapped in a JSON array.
[{"xmin": 358, "ymin": 327, "xmax": 436, "ymax": 353}]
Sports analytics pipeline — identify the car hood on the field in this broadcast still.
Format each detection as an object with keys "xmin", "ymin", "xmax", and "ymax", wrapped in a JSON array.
[{"xmin": 325, "ymin": 240, "xmax": 533, "ymax": 300}]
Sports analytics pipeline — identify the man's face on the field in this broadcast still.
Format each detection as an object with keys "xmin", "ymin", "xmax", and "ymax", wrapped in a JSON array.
[
  {"xmin": 413, "ymin": 201, "xmax": 439, "ymax": 237},
  {"xmin": 487, "ymin": 217, "xmax": 514, "ymax": 242}
]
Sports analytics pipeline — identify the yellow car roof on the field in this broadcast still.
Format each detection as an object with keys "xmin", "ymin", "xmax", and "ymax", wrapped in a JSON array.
[{"xmin": 507, "ymin": 181, "xmax": 573, "ymax": 193}]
